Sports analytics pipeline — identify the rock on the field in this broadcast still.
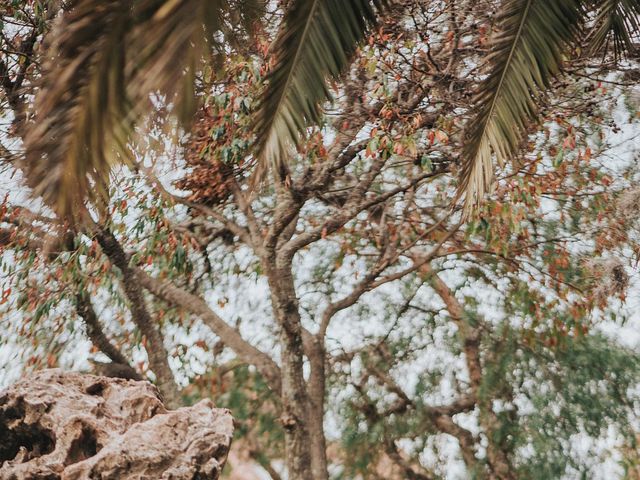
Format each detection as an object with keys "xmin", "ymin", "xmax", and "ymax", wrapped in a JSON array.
[{"xmin": 0, "ymin": 369, "xmax": 234, "ymax": 480}]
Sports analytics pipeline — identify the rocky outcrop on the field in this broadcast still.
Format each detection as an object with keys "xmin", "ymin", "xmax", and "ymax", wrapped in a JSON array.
[{"xmin": 0, "ymin": 369, "xmax": 233, "ymax": 480}]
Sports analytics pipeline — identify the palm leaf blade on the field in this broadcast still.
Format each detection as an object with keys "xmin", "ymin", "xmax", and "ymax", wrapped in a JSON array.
[
  {"xmin": 458, "ymin": 0, "xmax": 583, "ymax": 213},
  {"xmin": 22, "ymin": 0, "xmax": 227, "ymax": 221},
  {"xmin": 130, "ymin": 0, "xmax": 225, "ymax": 125},
  {"xmin": 589, "ymin": 0, "xmax": 640, "ymax": 58},
  {"xmin": 23, "ymin": 0, "xmax": 131, "ymax": 220},
  {"xmin": 252, "ymin": 0, "xmax": 385, "ymax": 181}
]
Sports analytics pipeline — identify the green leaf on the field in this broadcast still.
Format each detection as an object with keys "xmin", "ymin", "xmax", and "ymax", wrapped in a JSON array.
[
  {"xmin": 420, "ymin": 155, "xmax": 433, "ymax": 172},
  {"xmin": 553, "ymin": 148, "xmax": 565, "ymax": 167}
]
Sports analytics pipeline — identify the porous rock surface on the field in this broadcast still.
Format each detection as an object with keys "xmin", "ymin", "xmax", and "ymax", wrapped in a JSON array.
[{"xmin": 0, "ymin": 369, "xmax": 233, "ymax": 479}]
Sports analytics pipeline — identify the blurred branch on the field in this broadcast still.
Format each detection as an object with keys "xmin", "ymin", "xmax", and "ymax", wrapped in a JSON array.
[
  {"xmin": 74, "ymin": 290, "xmax": 141, "ymax": 381},
  {"xmin": 95, "ymin": 227, "xmax": 181, "ymax": 408}
]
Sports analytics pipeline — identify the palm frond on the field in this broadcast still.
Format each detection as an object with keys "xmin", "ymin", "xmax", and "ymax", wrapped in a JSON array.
[
  {"xmin": 588, "ymin": 0, "xmax": 640, "ymax": 58},
  {"xmin": 458, "ymin": 0, "xmax": 584, "ymax": 214},
  {"xmin": 23, "ymin": 0, "xmax": 131, "ymax": 221},
  {"xmin": 130, "ymin": 0, "xmax": 225, "ymax": 125},
  {"xmin": 22, "ymin": 0, "xmax": 227, "ymax": 221},
  {"xmin": 252, "ymin": 0, "xmax": 386, "ymax": 183}
]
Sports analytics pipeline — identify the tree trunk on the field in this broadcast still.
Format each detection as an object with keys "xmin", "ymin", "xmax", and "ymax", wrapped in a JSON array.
[
  {"xmin": 266, "ymin": 263, "xmax": 315, "ymax": 479},
  {"xmin": 307, "ymin": 340, "xmax": 329, "ymax": 480}
]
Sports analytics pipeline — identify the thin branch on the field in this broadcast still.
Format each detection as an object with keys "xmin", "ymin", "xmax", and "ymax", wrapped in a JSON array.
[
  {"xmin": 319, "ymin": 220, "xmax": 460, "ymax": 338},
  {"xmin": 281, "ymin": 166, "xmax": 445, "ymax": 261},
  {"xmin": 141, "ymin": 165, "xmax": 254, "ymax": 247},
  {"xmin": 229, "ymin": 178, "xmax": 263, "ymax": 248}
]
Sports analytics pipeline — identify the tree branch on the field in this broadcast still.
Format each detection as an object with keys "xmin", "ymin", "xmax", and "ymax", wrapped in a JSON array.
[
  {"xmin": 95, "ymin": 228, "xmax": 181, "ymax": 408},
  {"xmin": 134, "ymin": 267, "xmax": 282, "ymax": 393},
  {"xmin": 74, "ymin": 291, "xmax": 142, "ymax": 381},
  {"xmin": 424, "ymin": 266, "xmax": 516, "ymax": 478},
  {"xmin": 281, "ymin": 168, "xmax": 446, "ymax": 261}
]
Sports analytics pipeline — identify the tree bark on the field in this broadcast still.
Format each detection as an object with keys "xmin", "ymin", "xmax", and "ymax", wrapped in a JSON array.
[
  {"xmin": 74, "ymin": 291, "xmax": 142, "ymax": 381},
  {"xmin": 428, "ymin": 268, "xmax": 515, "ymax": 479},
  {"xmin": 265, "ymin": 262, "xmax": 315, "ymax": 480},
  {"xmin": 135, "ymin": 267, "xmax": 282, "ymax": 393},
  {"xmin": 96, "ymin": 228, "xmax": 181, "ymax": 409},
  {"xmin": 307, "ymin": 339, "xmax": 329, "ymax": 480}
]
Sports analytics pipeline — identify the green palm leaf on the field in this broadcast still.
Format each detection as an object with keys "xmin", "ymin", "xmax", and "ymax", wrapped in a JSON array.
[
  {"xmin": 458, "ymin": 0, "xmax": 584, "ymax": 213},
  {"xmin": 588, "ymin": 0, "xmax": 640, "ymax": 58},
  {"xmin": 252, "ymin": 0, "xmax": 386, "ymax": 182},
  {"xmin": 23, "ymin": 0, "xmax": 226, "ymax": 221}
]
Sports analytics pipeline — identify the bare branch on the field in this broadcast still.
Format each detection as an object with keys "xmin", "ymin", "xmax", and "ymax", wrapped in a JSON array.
[
  {"xmin": 281, "ymin": 168, "xmax": 446, "ymax": 261},
  {"xmin": 74, "ymin": 291, "xmax": 142, "ymax": 381},
  {"xmin": 95, "ymin": 228, "xmax": 181, "ymax": 408},
  {"xmin": 134, "ymin": 267, "xmax": 282, "ymax": 393}
]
